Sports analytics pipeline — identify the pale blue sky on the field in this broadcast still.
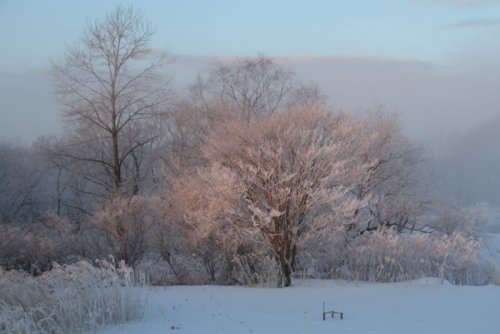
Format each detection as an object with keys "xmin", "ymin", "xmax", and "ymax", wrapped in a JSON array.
[
  {"xmin": 1, "ymin": 0, "xmax": 500, "ymax": 72},
  {"xmin": 1, "ymin": 0, "xmax": 500, "ymax": 143}
]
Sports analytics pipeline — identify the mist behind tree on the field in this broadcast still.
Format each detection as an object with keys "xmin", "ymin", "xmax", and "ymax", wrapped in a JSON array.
[{"xmin": 437, "ymin": 114, "xmax": 500, "ymax": 206}]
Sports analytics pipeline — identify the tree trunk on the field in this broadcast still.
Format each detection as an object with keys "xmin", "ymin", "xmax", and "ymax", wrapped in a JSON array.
[
  {"xmin": 278, "ymin": 254, "xmax": 293, "ymax": 287},
  {"xmin": 132, "ymin": 149, "xmax": 140, "ymax": 195},
  {"xmin": 269, "ymin": 217, "xmax": 297, "ymax": 287},
  {"xmin": 275, "ymin": 239, "xmax": 295, "ymax": 287},
  {"xmin": 111, "ymin": 126, "xmax": 121, "ymax": 194}
]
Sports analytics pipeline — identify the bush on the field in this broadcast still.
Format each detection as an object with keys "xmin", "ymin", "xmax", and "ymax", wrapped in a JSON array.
[
  {"xmin": 300, "ymin": 228, "xmax": 493, "ymax": 285},
  {"xmin": 0, "ymin": 212, "xmax": 77, "ymax": 274},
  {"xmin": 0, "ymin": 258, "xmax": 144, "ymax": 334},
  {"xmin": 91, "ymin": 195, "xmax": 160, "ymax": 267}
]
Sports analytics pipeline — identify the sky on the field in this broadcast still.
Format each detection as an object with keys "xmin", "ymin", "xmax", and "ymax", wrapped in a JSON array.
[{"xmin": 1, "ymin": 0, "xmax": 500, "ymax": 143}]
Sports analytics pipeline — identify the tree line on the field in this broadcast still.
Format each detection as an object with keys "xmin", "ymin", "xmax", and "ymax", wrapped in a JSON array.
[{"xmin": 0, "ymin": 6, "xmax": 493, "ymax": 287}]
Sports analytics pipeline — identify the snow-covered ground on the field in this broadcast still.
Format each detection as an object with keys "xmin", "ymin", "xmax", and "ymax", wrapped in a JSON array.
[
  {"xmin": 95, "ymin": 206, "xmax": 500, "ymax": 334},
  {"xmin": 98, "ymin": 278, "xmax": 499, "ymax": 334}
]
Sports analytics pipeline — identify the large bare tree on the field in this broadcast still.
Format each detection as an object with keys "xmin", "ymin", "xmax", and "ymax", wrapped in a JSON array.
[
  {"xmin": 199, "ymin": 55, "xmax": 295, "ymax": 118},
  {"xmin": 51, "ymin": 5, "xmax": 172, "ymax": 199}
]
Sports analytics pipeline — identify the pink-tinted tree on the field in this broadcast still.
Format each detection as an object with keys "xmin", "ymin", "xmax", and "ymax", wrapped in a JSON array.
[{"xmin": 169, "ymin": 105, "xmax": 368, "ymax": 287}]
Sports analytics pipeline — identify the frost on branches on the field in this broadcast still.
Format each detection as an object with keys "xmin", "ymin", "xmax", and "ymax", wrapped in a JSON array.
[
  {"xmin": 165, "ymin": 100, "xmax": 488, "ymax": 287},
  {"xmin": 169, "ymin": 105, "xmax": 385, "ymax": 287}
]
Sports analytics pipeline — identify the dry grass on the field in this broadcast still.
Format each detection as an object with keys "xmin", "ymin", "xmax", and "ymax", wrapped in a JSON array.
[{"xmin": 0, "ymin": 259, "xmax": 144, "ymax": 334}]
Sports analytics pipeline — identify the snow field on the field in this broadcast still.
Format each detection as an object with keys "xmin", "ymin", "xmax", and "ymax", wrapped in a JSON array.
[{"xmin": 98, "ymin": 279, "xmax": 500, "ymax": 334}]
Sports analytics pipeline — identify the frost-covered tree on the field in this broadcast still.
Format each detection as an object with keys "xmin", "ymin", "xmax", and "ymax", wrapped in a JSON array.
[
  {"xmin": 165, "ymin": 56, "xmax": 325, "ymax": 173},
  {"xmin": 169, "ymin": 105, "xmax": 370, "ymax": 287},
  {"xmin": 428, "ymin": 200, "xmax": 486, "ymax": 237},
  {"xmin": 347, "ymin": 111, "xmax": 427, "ymax": 234},
  {"xmin": 196, "ymin": 55, "xmax": 295, "ymax": 118},
  {"xmin": 51, "ymin": 5, "xmax": 172, "ymax": 202}
]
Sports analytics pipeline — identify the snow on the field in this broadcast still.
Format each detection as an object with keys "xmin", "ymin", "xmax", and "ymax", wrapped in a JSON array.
[
  {"xmin": 96, "ymin": 206, "xmax": 500, "ymax": 334},
  {"xmin": 97, "ymin": 279, "xmax": 500, "ymax": 334}
]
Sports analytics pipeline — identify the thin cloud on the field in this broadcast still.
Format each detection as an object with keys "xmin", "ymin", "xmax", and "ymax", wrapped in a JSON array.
[{"xmin": 445, "ymin": 17, "xmax": 500, "ymax": 28}]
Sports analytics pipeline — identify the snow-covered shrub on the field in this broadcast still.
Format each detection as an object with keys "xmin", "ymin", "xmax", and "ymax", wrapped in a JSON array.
[
  {"xmin": 429, "ymin": 201, "xmax": 487, "ymax": 237},
  {"xmin": 0, "ymin": 212, "xmax": 76, "ymax": 274},
  {"xmin": 231, "ymin": 243, "xmax": 282, "ymax": 287},
  {"xmin": 300, "ymin": 227, "xmax": 490, "ymax": 285},
  {"xmin": 144, "ymin": 255, "xmax": 200, "ymax": 286},
  {"xmin": 491, "ymin": 263, "xmax": 500, "ymax": 285},
  {"xmin": 91, "ymin": 195, "xmax": 160, "ymax": 267},
  {"xmin": 0, "ymin": 259, "xmax": 144, "ymax": 334}
]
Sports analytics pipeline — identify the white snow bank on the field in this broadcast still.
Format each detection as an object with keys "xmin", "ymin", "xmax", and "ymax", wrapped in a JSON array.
[{"xmin": 97, "ymin": 279, "xmax": 500, "ymax": 334}]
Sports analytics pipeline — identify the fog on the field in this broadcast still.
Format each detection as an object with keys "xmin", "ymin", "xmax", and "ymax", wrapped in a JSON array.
[
  {"xmin": 285, "ymin": 56, "xmax": 500, "ymax": 145},
  {"xmin": 3, "ymin": 55, "xmax": 499, "ymax": 143},
  {"xmin": 0, "ymin": 70, "xmax": 60, "ymax": 143},
  {"xmin": 1, "ymin": 54, "xmax": 499, "ymax": 204}
]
